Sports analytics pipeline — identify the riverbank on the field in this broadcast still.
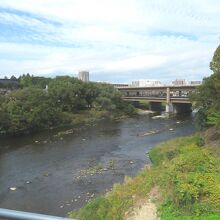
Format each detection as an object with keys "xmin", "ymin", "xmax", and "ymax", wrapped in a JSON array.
[{"xmin": 69, "ymin": 128, "xmax": 220, "ymax": 220}]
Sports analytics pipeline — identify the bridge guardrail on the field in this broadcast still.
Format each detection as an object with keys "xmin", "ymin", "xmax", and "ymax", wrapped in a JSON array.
[{"xmin": 0, "ymin": 208, "xmax": 74, "ymax": 220}]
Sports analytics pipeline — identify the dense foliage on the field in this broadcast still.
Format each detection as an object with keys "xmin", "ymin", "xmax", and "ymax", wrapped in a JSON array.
[
  {"xmin": 192, "ymin": 45, "xmax": 220, "ymax": 129},
  {"xmin": 69, "ymin": 135, "xmax": 220, "ymax": 220},
  {"xmin": 0, "ymin": 76, "xmax": 135, "ymax": 136},
  {"xmin": 150, "ymin": 136, "xmax": 220, "ymax": 219},
  {"xmin": 19, "ymin": 74, "xmax": 52, "ymax": 89}
]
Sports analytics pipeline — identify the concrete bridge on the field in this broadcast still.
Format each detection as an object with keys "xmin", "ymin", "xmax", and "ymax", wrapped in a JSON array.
[{"xmin": 116, "ymin": 85, "xmax": 198, "ymax": 113}]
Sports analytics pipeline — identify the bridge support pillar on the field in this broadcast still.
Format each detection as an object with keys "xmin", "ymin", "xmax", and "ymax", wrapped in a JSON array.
[
  {"xmin": 165, "ymin": 87, "xmax": 173, "ymax": 113},
  {"xmin": 166, "ymin": 103, "xmax": 174, "ymax": 113}
]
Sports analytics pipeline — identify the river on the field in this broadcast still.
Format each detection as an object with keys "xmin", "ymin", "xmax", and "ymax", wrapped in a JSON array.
[{"xmin": 0, "ymin": 113, "xmax": 195, "ymax": 217}]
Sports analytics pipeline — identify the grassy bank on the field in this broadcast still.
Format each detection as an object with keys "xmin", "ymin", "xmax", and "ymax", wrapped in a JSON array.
[{"xmin": 69, "ymin": 133, "xmax": 220, "ymax": 220}]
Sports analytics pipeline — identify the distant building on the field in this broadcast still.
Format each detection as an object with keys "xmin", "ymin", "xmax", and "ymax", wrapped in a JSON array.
[
  {"xmin": 78, "ymin": 71, "xmax": 89, "ymax": 82},
  {"xmin": 189, "ymin": 81, "xmax": 202, "ymax": 85},
  {"xmin": 172, "ymin": 79, "xmax": 188, "ymax": 86},
  {"xmin": 131, "ymin": 80, "xmax": 162, "ymax": 87}
]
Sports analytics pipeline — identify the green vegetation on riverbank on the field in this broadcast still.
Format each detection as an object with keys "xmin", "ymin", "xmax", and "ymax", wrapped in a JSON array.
[
  {"xmin": 150, "ymin": 135, "xmax": 220, "ymax": 219},
  {"xmin": 69, "ymin": 134, "xmax": 220, "ymax": 220},
  {"xmin": 0, "ymin": 76, "xmax": 136, "ymax": 136}
]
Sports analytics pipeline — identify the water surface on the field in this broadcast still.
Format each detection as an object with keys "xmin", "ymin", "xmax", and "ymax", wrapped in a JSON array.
[{"xmin": 0, "ymin": 114, "xmax": 195, "ymax": 216}]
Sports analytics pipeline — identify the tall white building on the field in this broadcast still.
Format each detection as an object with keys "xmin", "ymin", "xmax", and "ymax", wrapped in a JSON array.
[
  {"xmin": 78, "ymin": 71, "xmax": 89, "ymax": 82},
  {"xmin": 131, "ymin": 80, "xmax": 162, "ymax": 87}
]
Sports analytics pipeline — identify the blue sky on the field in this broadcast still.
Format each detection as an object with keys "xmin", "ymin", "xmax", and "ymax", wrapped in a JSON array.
[{"xmin": 0, "ymin": 0, "xmax": 219, "ymax": 83}]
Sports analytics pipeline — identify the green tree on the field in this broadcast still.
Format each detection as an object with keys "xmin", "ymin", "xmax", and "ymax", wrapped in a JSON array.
[
  {"xmin": 1, "ymin": 88, "xmax": 60, "ymax": 134},
  {"xmin": 0, "ymin": 75, "xmax": 136, "ymax": 136},
  {"xmin": 192, "ymin": 45, "xmax": 220, "ymax": 128},
  {"xmin": 210, "ymin": 45, "xmax": 220, "ymax": 74},
  {"xmin": 83, "ymin": 82, "xmax": 99, "ymax": 108},
  {"xmin": 0, "ymin": 94, "xmax": 10, "ymax": 134},
  {"xmin": 19, "ymin": 74, "xmax": 51, "ymax": 89},
  {"xmin": 48, "ymin": 76, "xmax": 87, "ymax": 112}
]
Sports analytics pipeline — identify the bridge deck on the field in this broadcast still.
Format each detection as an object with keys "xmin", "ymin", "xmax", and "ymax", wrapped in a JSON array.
[
  {"xmin": 117, "ymin": 85, "xmax": 197, "ymax": 105},
  {"xmin": 122, "ymin": 96, "xmax": 191, "ymax": 104}
]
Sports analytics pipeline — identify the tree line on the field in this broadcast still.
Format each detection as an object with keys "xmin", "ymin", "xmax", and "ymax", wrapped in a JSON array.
[{"xmin": 0, "ymin": 75, "xmax": 135, "ymax": 136}]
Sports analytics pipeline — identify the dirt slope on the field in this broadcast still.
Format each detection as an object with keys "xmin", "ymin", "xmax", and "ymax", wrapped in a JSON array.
[{"xmin": 126, "ymin": 186, "xmax": 160, "ymax": 220}]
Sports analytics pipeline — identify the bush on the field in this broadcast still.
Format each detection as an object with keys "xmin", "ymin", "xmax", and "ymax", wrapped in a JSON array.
[{"xmin": 152, "ymin": 137, "xmax": 220, "ymax": 218}]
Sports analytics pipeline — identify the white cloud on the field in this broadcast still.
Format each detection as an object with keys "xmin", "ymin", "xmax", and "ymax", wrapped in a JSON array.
[
  {"xmin": 103, "ymin": 55, "xmax": 167, "ymax": 71},
  {"xmin": 0, "ymin": 0, "xmax": 146, "ymax": 26},
  {"xmin": 0, "ymin": 0, "xmax": 219, "ymax": 82}
]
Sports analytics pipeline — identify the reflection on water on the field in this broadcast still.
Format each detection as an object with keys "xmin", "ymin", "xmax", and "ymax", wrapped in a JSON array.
[{"xmin": 0, "ymin": 113, "xmax": 195, "ymax": 216}]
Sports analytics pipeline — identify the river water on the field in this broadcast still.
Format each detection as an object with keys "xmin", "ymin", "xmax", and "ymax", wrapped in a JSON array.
[{"xmin": 0, "ymin": 113, "xmax": 195, "ymax": 217}]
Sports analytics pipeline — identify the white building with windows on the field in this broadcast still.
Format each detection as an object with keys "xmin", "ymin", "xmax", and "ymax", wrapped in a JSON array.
[
  {"xmin": 131, "ymin": 80, "xmax": 163, "ymax": 87},
  {"xmin": 172, "ymin": 79, "xmax": 188, "ymax": 86}
]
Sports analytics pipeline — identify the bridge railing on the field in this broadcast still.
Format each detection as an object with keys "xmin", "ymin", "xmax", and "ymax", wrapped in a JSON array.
[
  {"xmin": 0, "ymin": 208, "xmax": 74, "ymax": 220},
  {"xmin": 121, "ymin": 94, "xmax": 190, "ymax": 98}
]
